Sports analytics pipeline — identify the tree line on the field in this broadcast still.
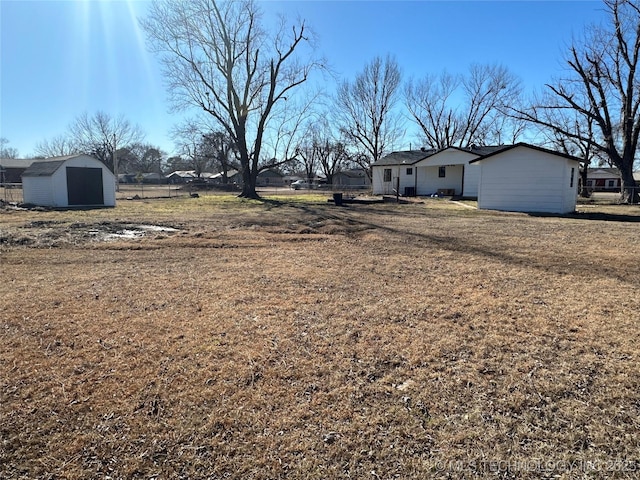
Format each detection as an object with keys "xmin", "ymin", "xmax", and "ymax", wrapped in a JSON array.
[{"xmin": 5, "ymin": 0, "xmax": 639, "ymax": 201}]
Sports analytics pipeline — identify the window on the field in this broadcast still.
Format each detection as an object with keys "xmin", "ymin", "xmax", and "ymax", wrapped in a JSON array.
[
  {"xmin": 570, "ymin": 168, "xmax": 575, "ymax": 188},
  {"xmin": 384, "ymin": 168, "xmax": 392, "ymax": 182},
  {"xmin": 587, "ymin": 180, "xmax": 593, "ymax": 186},
  {"xmin": 608, "ymin": 180, "xmax": 615, "ymax": 188},
  {"xmin": 406, "ymin": 167, "xmax": 413, "ymax": 175},
  {"xmin": 438, "ymin": 166, "xmax": 446, "ymax": 178}
]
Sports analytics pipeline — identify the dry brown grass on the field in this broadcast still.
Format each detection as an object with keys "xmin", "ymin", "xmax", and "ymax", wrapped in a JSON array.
[{"xmin": 2, "ymin": 196, "xmax": 640, "ymax": 479}]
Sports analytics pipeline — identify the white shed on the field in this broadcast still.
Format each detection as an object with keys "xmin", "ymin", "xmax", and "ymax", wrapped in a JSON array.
[
  {"xmin": 22, "ymin": 154, "xmax": 116, "ymax": 208},
  {"xmin": 471, "ymin": 143, "xmax": 582, "ymax": 214}
]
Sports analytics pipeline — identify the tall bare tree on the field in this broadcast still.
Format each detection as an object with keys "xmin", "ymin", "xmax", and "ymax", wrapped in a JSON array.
[
  {"xmin": 141, "ymin": 0, "xmax": 323, "ymax": 198},
  {"xmin": 334, "ymin": 55, "xmax": 404, "ymax": 177},
  {"xmin": 404, "ymin": 72, "xmax": 460, "ymax": 149},
  {"xmin": 405, "ymin": 64, "xmax": 522, "ymax": 149},
  {"xmin": 512, "ymin": 0, "xmax": 640, "ymax": 202}
]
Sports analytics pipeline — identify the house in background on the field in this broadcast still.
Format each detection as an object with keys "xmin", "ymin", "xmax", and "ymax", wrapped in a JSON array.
[
  {"xmin": 22, "ymin": 154, "xmax": 116, "ymax": 208},
  {"xmin": 471, "ymin": 143, "xmax": 583, "ymax": 214},
  {"xmin": 166, "ymin": 170, "xmax": 197, "ymax": 184},
  {"xmin": 209, "ymin": 169, "xmax": 241, "ymax": 185},
  {"xmin": 586, "ymin": 167, "xmax": 621, "ymax": 192},
  {"xmin": 372, "ymin": 145, "xmax": 506, "ymax": 197},
  {"xmin": 333, "ymin": 168, "xmax": 371, "ymax": 187},
  {"xmin": 256, "ymin": 168, "xmax": 284, "ymax": 187},
  {"xmin": 0, "ymin": 158, "xmax": 36, "ymax": 183}
]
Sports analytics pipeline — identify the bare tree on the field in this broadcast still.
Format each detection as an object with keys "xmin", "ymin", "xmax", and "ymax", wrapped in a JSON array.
[
  {"xmin": 294, "ymin": 112, "xmax": 352, "ymax": 186},
  {"xmin": 334, "ymin": 55, "xmax": 404, "ymax": 177},
  {"xmin": 295, "ymin": 133, "xmax": 319, "ymax": 185},
  {"xmin": 141, "ymin": 0, "xmax": 323, "ymax": 198},
  {"xmin": 67, "ymin": 111, "xmax": 145, "ymax": 172},
  {"xmin": 405, "ymin": 64, "xmax": 522, "ymax": 149},
  {"xmin": 512, "ymin": 0, "xmax": 640, "ymax": 202},
  {"xmin": 171, "ymin": 120, "xmax": 212, "ymax": 178},
  {"xmin": 118, "ymin": 143, "xmax": 166, "ymax": 176},
  {"xmin": 34, "ymin": 135, "xmax": 80, "ymax": 158},
  {"xmin": 0, "ymin": 138, "xmax": 19, "ymax": 158},
  {"xmin": 404, "ymin": 72, "xmax": 461, "ymax": 149},
  {"xmin": 525, "ymin": 92, "xmax": 604, "ymax": 197}
]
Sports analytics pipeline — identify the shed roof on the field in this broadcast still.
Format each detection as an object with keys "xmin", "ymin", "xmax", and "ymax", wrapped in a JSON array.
[
  {"xmin": 469, "ymin": 143, "xmax": 585, "ymax": 164},
  {"xmin": 22, "ymin": 160, "xmax": 67, "ymax": 177}
]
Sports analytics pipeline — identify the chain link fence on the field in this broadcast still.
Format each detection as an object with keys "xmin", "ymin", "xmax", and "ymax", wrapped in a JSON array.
[{"xmin": 578, "ymin": 187, "xmax": 640, "ymax": 204}]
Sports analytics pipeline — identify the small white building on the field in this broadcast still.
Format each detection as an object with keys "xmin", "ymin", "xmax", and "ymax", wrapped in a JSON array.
[
  {"xmin": 22, "ymin": 154, "xmax": 116, "ymax": 208},
  {"xmin": 471, "ymin": 143, "xmax": 582, "ymax": 214}
]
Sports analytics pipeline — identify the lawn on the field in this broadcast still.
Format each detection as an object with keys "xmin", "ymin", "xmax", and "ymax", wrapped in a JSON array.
[{"xmin": 1, "ymin": 196, "xmax": 640, "ymax": 479}]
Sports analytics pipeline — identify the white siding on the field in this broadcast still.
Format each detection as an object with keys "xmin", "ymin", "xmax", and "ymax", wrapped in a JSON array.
[
  {"xmin": 372, "ymin": 165, "xmax": 416, "ymax": 195},
  {"xmin": 462, "ymin": 163, "xmax": 480, "ymax": 197},
  {"xmin": 416, "ymin": 165, "xmax": 463, "ymax": 195},
  {"xmin": 23, "ymin": 177, "xmax": 53, "ymax": 206},
  {"xmin": 477, "ymin": 147, "xmax": 579, "ymax": 214},
  {"xmin": 414, "ymin": 148, "xmax": 481, "ymax": 197}
]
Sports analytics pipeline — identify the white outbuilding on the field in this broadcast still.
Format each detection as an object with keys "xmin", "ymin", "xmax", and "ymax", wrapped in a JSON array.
[
  {"xmin": 22, "ymin": 154, "xmax": 116, "ymax": 208},
  {"xmin": 470, "ymin": 143, "xmax": 583, "ymax": 214}
]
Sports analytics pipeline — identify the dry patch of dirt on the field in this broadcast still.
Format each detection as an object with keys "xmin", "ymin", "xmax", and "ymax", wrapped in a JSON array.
[
  {"xmin": 1, "ymin": 197, "xmax": 640, "ymax": 479},
  {"xmin": 0, "ymin": 220, "xmax": 179, "ymax": 248}
]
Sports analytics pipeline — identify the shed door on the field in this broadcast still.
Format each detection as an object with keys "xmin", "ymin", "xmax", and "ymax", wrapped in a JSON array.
[{"xmin": 66, "ymin": 167, "xmax": 104, "ymax": 205}]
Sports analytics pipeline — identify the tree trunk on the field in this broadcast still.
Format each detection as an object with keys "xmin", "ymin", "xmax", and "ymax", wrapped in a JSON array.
[
  {"xmin": 619, "ymin": 165, "xmax": 638, "ymax": 203},
  {"xmin": 239, "ymin": 164, "xmax": 260, "ymax": 199},
  {"xmin": 579, "ymin": 163, "xmax": 590, "ymax": 198}
]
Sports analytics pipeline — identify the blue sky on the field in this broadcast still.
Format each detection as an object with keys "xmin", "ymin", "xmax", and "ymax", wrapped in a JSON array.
[{"xmin": 1, "ymin": 0, "xmax": 606, "ymax": 158}]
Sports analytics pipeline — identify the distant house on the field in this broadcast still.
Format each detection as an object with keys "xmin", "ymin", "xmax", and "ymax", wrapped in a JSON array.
[
  {"xmin": 22, "ymin": 154, "xmax": 116, "ymax": 208},
  {"xmin": 471, "ymin": 143, "xmax": 583, "ymax": 214},
  {"xmin": 372, "ymin": 145, "xmax": 506, "ymax": 197},
  {"xmin": 333, "ymin": 168, "xmax": 371, "ymax": 187},
  {"xmin": 118, "ymin": 173, "xmax": 137, "ymax": 184},
  {"xmin": 209, "ymin": 169, "xmax": 241, "ymax": 185},
  {"xmin": 166, "ymin": 170, "xmax": 197, "ymax": 184},
  {"xmin": 256, "ymin": 168, "xmax": 284, "ymax": 187},
  {"xmin": 586, "ymin": 167, "xmax": 621, "ymax": 192},
  {"xmin": 0, "ymin": 158, "xmax": 36, "ymax": 183},
  {"xmin": 140, "ymin": 172, "xmax": 167, "ymax": 184}
]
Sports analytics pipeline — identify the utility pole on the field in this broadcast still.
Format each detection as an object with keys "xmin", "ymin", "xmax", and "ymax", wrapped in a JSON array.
[{"xmin": 113, "ymin": 133, "xmax": 119, "ymax": 192}]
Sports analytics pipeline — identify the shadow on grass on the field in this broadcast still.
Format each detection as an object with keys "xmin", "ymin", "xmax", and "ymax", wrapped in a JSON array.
[
  {"xmin": 530, "ymin": 211, "xmax": 640, "ymax": 223},
  {"xmin": 276, "ymin": 200, "xmax": 638, "ymax": 287}
]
